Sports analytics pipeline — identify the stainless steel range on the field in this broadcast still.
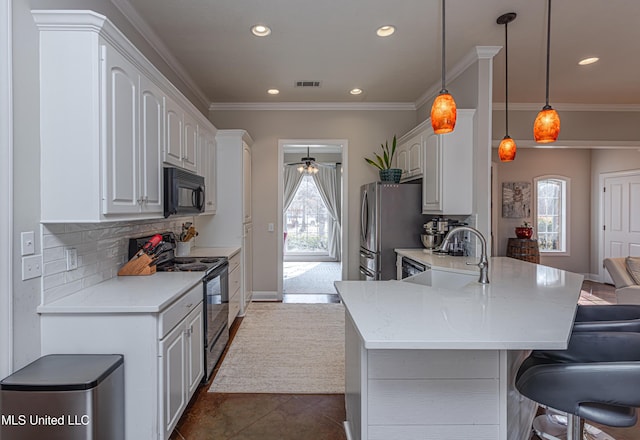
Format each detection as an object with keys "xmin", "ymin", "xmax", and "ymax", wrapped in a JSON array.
[{"xmin": 128, "ymin": 233, "xmax": 229, "ymax": 383}]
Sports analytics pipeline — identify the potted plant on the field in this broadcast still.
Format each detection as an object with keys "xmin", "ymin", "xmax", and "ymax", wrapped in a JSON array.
[
  {"xmin": 515, "ymin": 221, "xmax": 534, "ymax": 239},
  {"xmin": 364, "ymin": 135, "xmax": 402, "ymax": 183}
]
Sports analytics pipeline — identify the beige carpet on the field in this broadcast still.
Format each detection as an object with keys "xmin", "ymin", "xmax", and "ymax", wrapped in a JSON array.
[{"xmin": 209, "ymin": 302, "xmax": 345, "ymax": 394}]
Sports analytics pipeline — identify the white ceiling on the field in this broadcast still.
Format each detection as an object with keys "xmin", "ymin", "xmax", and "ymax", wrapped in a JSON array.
[{"xmin": 119, "ymin": 0, "xmax": 640, "ymax": 108}]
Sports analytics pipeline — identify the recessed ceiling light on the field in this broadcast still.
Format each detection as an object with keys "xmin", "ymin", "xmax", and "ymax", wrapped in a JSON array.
[
  {"xmin": 350, "ymin": 88, "xmax": 363, "ymax": 95},
  {"xmin": 578, "ymin": 57, "xmax": 599, "ymax": 66},
  {"xmin": 251, "ymin": 24, "xmax": 271, "ymax": 37},
  {"xmin": 376, "ymin": 25, "xmax": 395, "ymax": 37},
  {"xmin": 267, "ymin": 89, "xmax": 280, "ymax": 95}
]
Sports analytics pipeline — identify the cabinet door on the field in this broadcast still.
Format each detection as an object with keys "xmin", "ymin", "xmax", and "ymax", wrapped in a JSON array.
[
  {"xmin": 407, "ymin": 138, "xmax": 422, "ymax": 176},
  {"xmin": 160, "ymin": 321, "xmax": 186, "ymax": 439},
  {"xmin": 242, "ymin": 143, "xmax": 252, "ymax": 223},
  {"xmin": 422, "ymin": 132, "xmax": 442, "ymax": 213},
  {"xmin": 241, "ymin": 222, "xmax": 253, "ymax": 314},
  {"xmin": 186, "ymin": 306, "xmax": 204, "ymax": 397},
  {"xmin": 183, "ymin": 111, "xmax": 198, "ymax": 172},
  {"xmin": 103, "ymin": 44, "xmax": 140, "ymax": 214},
  {"xmin": 139, "ymin": 76, "xmax": 163, "ymax": 213},
  {"xmin": 396, "ymin": 144, "xmax": 409, "ymax": 177},
  {"xmin": 203, "ymin": 131, "xmax": 217, "ymax": 213},
  {"xmin": 164, "ymin": 95, "xmax": 183, "ymax": 167}
]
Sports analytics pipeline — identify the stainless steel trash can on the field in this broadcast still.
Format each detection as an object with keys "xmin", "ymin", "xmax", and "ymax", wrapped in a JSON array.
[{"xmin": 0, "ymin": 354, "xmax": 124, "ymax": 440}]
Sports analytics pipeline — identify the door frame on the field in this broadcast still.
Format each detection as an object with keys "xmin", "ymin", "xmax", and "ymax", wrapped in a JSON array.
[
  {"xmin": 277, "ymin": 139, "xmax": 349, "ymax": 300},
  {"xmin": 1, "ymin": 0, "xmax": 13, "ymax": 377},
  {"xmin": 599, "ymin": 169, "xmax": 640, "ymax": 282}
]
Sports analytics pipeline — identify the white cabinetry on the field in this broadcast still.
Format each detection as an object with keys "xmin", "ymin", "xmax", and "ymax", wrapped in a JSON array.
[
  {"xmin": 33, "ymin": 10, "xmax": 214, "ymax": 222},
  {"xmin": 199, "ymin": 127, "xmax": 217, "ymax": 214},
  {"xmin": 40, "ymin": 281, "xmax": 204, "ymax": 440},
  {"xmin": 422, "ymin": 109, "xmax": 475, "ymax": 215},
  {"xmin": 228, "ymin": 251, "xmax": 241, "ymax": 325},
  {"xmin": 396, "ymin": 124, "xmax": 427, "ymax": 182},
  {"xmin": 195, "ymin": 130, "xmax": 253, "ymax": 315},
  {"xmin": 159, "ymin": 302, "xmax": 203, "ymax": 439}
]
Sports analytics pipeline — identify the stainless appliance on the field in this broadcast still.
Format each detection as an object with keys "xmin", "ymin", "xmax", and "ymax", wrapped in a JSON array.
[
  {"xmin": 163, "ymin": 167, "xmax": 206, "ymax": 217},
  {"xmin": 128, "ymin": 233, "xmax": 229, "ymax": 383},
  {"xmin": 401, "ymin": 256, "xmax": 427, "ymax": 279},
  {"xmin": 359, "ymin": 182, "xmax": 425, "ymax": 280},
  {"xmin": 422, "ymin": 218, "xmax": 468, "ymax": 255}
]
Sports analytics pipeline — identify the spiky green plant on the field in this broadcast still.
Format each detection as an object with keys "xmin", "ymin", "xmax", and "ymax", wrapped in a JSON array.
[{"xmin": 364, "ymin": 135, "xmax": 397, "ymax": 170}]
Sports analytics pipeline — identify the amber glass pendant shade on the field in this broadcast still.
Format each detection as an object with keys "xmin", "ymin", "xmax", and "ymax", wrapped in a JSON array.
[
  {"xmin": 533, "ymin": 106, "xmax": 560, "ymax": 143},
  {"xmin": 431, "ymin": 91, "xmax": 457, "ymax": 134},
  {"xmin": 498, "ymin": 136, "xmax": 517, "ymax": 162}
]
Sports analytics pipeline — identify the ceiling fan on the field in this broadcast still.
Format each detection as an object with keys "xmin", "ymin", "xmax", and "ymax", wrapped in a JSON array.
[{"xmin": 286, "ymin": 146, "xmax": 328, "ymax": 174}]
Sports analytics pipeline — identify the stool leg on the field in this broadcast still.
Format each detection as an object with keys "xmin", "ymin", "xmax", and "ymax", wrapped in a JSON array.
[{"xmin": 566, "ymin": 414, "xmax": 582, "ymax": 440}]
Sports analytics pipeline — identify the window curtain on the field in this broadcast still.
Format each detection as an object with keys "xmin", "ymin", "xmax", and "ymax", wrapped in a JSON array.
[
  {"xmin": 312, "ymin": 166, "xmax": 341, "ymax": 260},
  {"xmin": 283, "ymin": 166, "xmax": 304, "ymax": 212}
]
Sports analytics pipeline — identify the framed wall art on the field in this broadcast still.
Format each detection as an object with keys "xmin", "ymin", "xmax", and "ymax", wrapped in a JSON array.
[{"xmin": 502, "ymin": 181, "xmax": 531, "ymax": 218}]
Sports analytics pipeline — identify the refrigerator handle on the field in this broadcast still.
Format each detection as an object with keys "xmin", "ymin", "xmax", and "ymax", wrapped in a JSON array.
[
  {"xmin": 361, "ymin": 190, "xmax": 368, "ymax": 243},
  {"xmin": 360, "ymin": 249, "xmax": 375, "ymax": 259},
  {"xmin": 359, "ymin": 266, "xmax": 376, "ymax": 279}
]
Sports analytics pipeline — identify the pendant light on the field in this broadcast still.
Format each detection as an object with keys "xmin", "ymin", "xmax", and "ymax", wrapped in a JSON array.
[
  {"xmin": 497, "ymin": 12, "xmax": 517, "ymax": 162},
  {"xmin": 431, "ymin": 0, "xmax": 457, "ymax": 134},
  {"xmin": 533, "ymin": 0, "xmax": 560, "ymax": 143}
]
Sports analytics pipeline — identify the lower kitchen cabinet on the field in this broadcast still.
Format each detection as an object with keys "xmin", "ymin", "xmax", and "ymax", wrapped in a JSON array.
[
  {"xmin": 228, "ymin": 251, "xmax": 241, "ymax": 326},
  {"xmin": 40, "ymin": 282, "xmax": 204, "ymax": 440}
]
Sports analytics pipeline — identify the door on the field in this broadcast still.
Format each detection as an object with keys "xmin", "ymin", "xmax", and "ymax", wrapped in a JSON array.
[
  {"xmin": 185, "ymin": 306, "xmax": 204, "ymax": 396},
  {"xmin": 603, "ymin": 171, "xmax": 640, "ymax": 283},
  {"xmin": 422, "ymin": 133, "xmax": 441, "ymax": 212},
  {"xmin": 164, "ymin": 95, "xmax": 183, "ymax": 166},
  {"xmin": 183, "ymin": 111, "xmax": 198, "ymax": 172},
  {"xmin": 160, "ymin": 322, "xmax": 186, "ymax": 438},
  {"xmin": 139, "ymin": 76, "xmax": 163, "ymax": 213}
]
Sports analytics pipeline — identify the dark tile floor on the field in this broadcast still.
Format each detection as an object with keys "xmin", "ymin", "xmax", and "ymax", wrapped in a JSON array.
[{"xmin": 171, "ymin": 283, "xmax": 640, "ymax": 440}]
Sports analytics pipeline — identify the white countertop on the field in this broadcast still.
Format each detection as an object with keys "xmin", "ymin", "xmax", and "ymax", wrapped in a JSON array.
[
  {"xmin": 395, "ymin": 248, "xmax": 480, "ymax": 274},
  {"xmin": 335, "ymin": 256, "xmax": 584, "ymax": 350},
  {"xmin": 38, "ymin": 246, "xmax": 241, "ymax": 314}
]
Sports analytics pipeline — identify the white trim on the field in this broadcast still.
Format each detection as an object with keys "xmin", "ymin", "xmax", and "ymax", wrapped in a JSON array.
[
  {"xmin": 209, "ymin": 101, "xmax": 416, "ymax": 112},
  {"xmin": 277, "ymin": 139, "xmax": 348, "ymax": 300},
  {"xmin": 250, "ymin": 291, "xmax": 279, "ymax": 302},
  {"xmin": 493, "ymin": 102, "xmax": 640, "ymax": 112},
  {"xmin": 491, "ymin": 139, "xmax": 640, "ymax": 149},
  {"xmin": 415, "ymin": 46, "xmax": 501, "ymax": 110},
  {"xmin": 109, "ymin": 0, "xmax": 211, "ymax": 110},
  {"xmin": 534, "ymin": 175, "xmax": 571, "ymax": 257},
  {"xmin": 0, "ymin": 0, "xmax": 13, "ymax": 377}
]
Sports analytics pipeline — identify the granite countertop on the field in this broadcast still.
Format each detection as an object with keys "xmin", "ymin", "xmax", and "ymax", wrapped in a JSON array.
[
  {"xmin": 37, "ymin": 246, "xmax": 241, "ymax": 314},
  {"xmin": 335, "ymin": 256, "xmax": 583, "ymax": 351}
]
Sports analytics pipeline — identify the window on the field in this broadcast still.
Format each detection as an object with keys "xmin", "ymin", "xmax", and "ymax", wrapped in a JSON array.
[{"xmin": 535, "ymin": 176, "xmax": 569, "ymax": 254}]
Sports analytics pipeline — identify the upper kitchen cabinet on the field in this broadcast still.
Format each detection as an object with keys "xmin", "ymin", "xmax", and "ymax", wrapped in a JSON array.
[
  {"xmin": 422, "ymin": 109, "xmax": 475, "ymax": 216},
  {"xmin": 198, "ymin": 126, "xmax": 217, "ymax": 214},
  {"xmin": 33, "ymin": 10, "xmax": 216, "ymax": 222},
  {"xmin": 396, "ymin": 121, "xmax": 428, "ymax": 182}
]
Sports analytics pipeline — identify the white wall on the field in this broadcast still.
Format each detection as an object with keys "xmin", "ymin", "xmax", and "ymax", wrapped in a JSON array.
[{"xmin": 209, "ymin": 110, "xmax": 417, "ymax": 291}]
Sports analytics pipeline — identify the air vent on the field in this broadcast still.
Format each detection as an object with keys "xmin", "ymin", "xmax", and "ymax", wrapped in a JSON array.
[{"xmin": 295, "ymin": 80, "xmax": 321, "ymax": 88}]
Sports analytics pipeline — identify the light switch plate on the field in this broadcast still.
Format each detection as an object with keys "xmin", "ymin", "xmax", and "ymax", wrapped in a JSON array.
[
  {"xmin": 21, "ymin": 231, "xmax": 35, "ymax": 256},
  {"xmin": 22, "ymin": 255, "xmax": 42, "ymax": 280}
]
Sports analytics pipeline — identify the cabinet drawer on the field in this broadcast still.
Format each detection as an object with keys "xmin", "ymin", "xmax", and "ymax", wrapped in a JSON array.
[
  {"xmin": 229, "ymin": 266, "xmax": 241, "ymax": 295},
  {"xmin": 228, "ymin": 252, "xmax": 240, "ymax": 272},
  {"xmin": 159, "ymin": 283, "xmax": 203, "ymax": 338}
]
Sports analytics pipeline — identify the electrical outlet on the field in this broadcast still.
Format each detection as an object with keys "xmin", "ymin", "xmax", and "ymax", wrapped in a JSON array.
[
  {"xmin": 268, "ymin": 223, "xmax": 274, "ymax": 232},
  {"xmin": 21, "ymin": 231, "xmax": 35, "ymax": 256},
  {"xmin": 22, "ymin": 255, "xmax": 42, "ymax": 280},
  {"xmin": 66, "ymin": 248, "xmax": 78, "ymax": 271}
]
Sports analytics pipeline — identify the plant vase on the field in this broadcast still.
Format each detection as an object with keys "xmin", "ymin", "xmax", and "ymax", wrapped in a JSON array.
[
  {"xmin": 515, "ymin": 227, "xmax": 533, "ymax": 239},
  {"xmin": 379, "ymin": 168, "xmax": 402, "ymax": 183}
]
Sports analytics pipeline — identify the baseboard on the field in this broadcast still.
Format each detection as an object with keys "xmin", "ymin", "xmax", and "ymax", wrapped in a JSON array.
[
  {"xmin": 582, "ymin": 273, "xmax": 603, "ymax": 283},
  {"xmin": 251, "ymin": 291, "xmax": 279, "ymax": 301}
]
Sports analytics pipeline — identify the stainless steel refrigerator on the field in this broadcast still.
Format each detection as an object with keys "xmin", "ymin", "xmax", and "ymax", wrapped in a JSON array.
[{"xmin": 359, "ymin": 182, "xmax": 425, "ymax": 280}]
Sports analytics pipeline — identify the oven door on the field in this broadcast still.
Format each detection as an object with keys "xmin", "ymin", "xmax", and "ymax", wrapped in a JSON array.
[{"xmin": 203, "ymin": 262, "xmax": 229, "ymax": 382}]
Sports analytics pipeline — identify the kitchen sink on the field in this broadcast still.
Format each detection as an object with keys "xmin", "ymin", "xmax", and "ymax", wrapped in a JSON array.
[{"xmin": 403, "ymin": 269, "xmax": 478, "ymax": 289}]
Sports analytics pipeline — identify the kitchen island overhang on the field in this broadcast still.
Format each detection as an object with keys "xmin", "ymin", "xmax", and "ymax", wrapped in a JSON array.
[{"xmin": 335, "ymin": 256, "xmax": 584, "ymax": 440}]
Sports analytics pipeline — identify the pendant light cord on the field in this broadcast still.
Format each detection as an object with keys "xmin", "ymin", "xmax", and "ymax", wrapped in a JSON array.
[
  {"xmin": 544, "ymin": 0, "xmax": 552, "ymax": 107},
  {"xmin": 504, "ymin": 21, "xmax": 509, "ymax": 136},
  {"xmin": 441, "ymin": 0, "xmax": 446, "ymax": 91}
]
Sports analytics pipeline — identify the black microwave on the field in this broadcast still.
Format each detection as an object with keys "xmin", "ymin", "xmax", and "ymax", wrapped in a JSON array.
[{"xmin": 163, "ymin": 167, "xmax": 205, "ymax": 217}]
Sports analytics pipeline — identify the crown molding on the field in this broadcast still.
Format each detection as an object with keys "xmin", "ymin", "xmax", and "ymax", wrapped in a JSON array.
[
  {"xmin": 415, "ymin": 46, "xmax": 502, "ymax": 110},
  {"xmin": 491, "ymin": 139, "xmax": 640, "ymax": 149},
  {"xmin": 109, "ymin": 0, "xmax": 211, "ymax": 110},
  {"xmin": 493, "ymin": 102, "xmax": 640, "ymax": 112},
  {"xmin": 209, "ymin": 102, "xmax": 417, "ymax": 111}
]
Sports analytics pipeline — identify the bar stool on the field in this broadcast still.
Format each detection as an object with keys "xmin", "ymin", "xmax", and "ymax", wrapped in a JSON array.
[
  {"xmin": 516, "ymin": 332, "xmax": 640, "ymax": 440},
  {"xmin": 573, "ymin": 304, "xmax": 640, "ymax": 333}
]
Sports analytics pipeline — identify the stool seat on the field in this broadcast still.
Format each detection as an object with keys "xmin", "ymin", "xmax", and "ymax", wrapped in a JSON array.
[
  {"xmin": 573, "ymin": 305, "xmax": 640, "ymax": 333},
  {"xmin": 516, "ymin": 332, "xmax": 640, "ymax": 432}
]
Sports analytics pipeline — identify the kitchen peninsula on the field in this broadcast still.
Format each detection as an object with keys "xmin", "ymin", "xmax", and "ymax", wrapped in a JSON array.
[{"xmin": 334, "ymin": 255, "xmax": 584, "ymax": 440}]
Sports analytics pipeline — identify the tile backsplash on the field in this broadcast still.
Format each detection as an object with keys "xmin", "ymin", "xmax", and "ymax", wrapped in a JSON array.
[{"xmin": 41, "ymin": 217, "xmax": 194, "ymax": 304}]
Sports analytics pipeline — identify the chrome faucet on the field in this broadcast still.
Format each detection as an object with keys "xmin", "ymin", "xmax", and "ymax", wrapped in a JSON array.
[{"xmin": 440, "ymin": 226, "xmax": 490, "ymax": 284}]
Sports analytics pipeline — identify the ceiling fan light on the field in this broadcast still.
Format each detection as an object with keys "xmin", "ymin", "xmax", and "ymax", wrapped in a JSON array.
[
  {"xmin": 431, "ymin": 91, "xmax": 457, "ymax": 134},
  {"xmin": 297, "ymin": 165, "xmax": 304, "ymax": 173},
  {"xmin": 498, "ymin": 136, "xmax": 517, "ymax": 162},
  {"xmin": 533, "ymin": 106, "xmax": 560, "ymax": 143}
]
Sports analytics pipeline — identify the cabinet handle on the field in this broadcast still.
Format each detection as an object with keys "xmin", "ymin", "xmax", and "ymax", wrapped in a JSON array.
[{"xmin": 185, "ymin": 303, "xmax": 193, "ymax": 308}]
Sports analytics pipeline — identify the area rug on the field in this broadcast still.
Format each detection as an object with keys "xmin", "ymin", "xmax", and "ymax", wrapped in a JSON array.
[{"xmin": 209, "ymin": 302, "xmax": 345, "ymax": 394}]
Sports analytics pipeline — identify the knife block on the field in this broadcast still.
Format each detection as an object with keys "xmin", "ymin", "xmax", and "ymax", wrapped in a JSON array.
[{"xmin": 118, "ymin": 253, "xmax": 156, "ymax": 276}]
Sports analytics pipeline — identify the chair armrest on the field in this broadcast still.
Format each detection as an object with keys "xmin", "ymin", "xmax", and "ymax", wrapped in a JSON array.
[{"xmin": 617, "ymin": 286, "xmax": 640, "ymax": 305}]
